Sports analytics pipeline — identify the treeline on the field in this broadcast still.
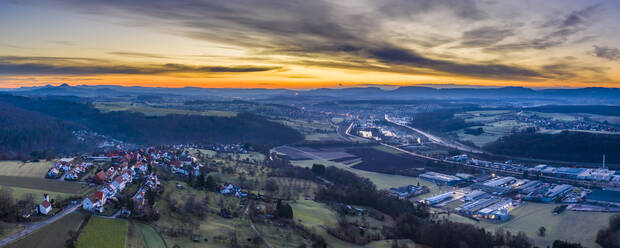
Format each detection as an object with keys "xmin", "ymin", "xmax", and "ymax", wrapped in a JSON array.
[
  {"xmin": 484, "ymin": 130, "xmax": 620, "ymax": 165},
  {"xmin": 525, "ymin": 105, "xmax": 620, "ymax": 116},
  {"xmin": 0, "ymin": 94, "xmax": 303, "ymax": 158},
  {"xmin": 410, "ymin": 109, "xmax": 479, "ymax": 132}
]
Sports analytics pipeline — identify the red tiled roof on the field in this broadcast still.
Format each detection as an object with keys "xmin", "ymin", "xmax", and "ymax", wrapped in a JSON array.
[
  {"xmin": 94, "ymin": 191, "xmax": 104, "ymax": 201},
  {"xmin": 41, "ymin": 200, "xmax": 51, "ymax": 208},
  {"xmin": 95, "ymin": 171, "xmax": 107, "ymax": 180}
]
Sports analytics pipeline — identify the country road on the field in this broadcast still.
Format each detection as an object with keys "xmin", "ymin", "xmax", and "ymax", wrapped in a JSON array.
[{"xmin": 0, "ymin": 204, "xmax": 80, "ymax": 247}]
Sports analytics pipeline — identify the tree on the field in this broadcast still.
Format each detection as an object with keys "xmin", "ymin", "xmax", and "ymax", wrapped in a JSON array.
[
  {"xmin": 311, "ymin": 164, "xmax": 326, "ymax": 175},
  {"xmin": 205, "ymin": 175, "xmax": 218, "ymax": 191},
  {"xmin": 265, "ymin": 178, "xmax": 279, "ymax": 192},
  {"xmin": 538, "ymin": 226, "xmax": 546, "ymax": 237},
  {"xmin": 276, "ymin": 201, "xmax": 293, "ymax": 219}
]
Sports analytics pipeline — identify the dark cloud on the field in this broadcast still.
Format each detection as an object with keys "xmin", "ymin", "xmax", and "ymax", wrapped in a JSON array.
[
  {"xmin": 108, "ymin": 51, "xmax": 172, "ymax": 59},
  {"xmin": 0, "ymin": 57, "xmax": 281, "ymax": 75},
  {"xmin": 365, "ymin": 46, "xmax": 541, "ymax": 79},
  {"xmin": 592, "ymin": 45, "xmax": 620, "ymax": 61},
  {"xmin": 486, "ymin": 3, "xmax": 601, "ymax": 51},
  {"xmin": 460, "ymin": 26, "xmax": 514, "ymax": 47}
]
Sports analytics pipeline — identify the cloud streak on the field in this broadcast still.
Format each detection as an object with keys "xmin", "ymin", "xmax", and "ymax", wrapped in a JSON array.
[{"xmin": 0, "ymin": 57, "xmax": 281, "ymax": 75}]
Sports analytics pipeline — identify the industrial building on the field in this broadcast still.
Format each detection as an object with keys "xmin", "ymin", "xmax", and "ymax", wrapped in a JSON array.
[
  {"xmin": 419, "ymin": 171, "xmax": 462, "ymax": 186},
  {"xmin": 472, "ymin": 176, "xmax": 517, "ymax": 195},
  {"xmin": 542, "ymin": 184, "xmax": 573, "ymax": 202},
  {"xmin": 475, "ymin": 199, "xmax": 513, "ymax": 221},
  {"xmin": 586, "ymin": 189, "xmax": 620, "ymax": 207},
  {"xmin": 422, "ymin": 191, "xmax": 456, "ymax": 205}
]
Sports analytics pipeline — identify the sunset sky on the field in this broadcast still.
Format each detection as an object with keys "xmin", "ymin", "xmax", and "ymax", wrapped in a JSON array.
[{"xmin": 2, "ymin": 0, "xmax": 620, "ymax": 88}]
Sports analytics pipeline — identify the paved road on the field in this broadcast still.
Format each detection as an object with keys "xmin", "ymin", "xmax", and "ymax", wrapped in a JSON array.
[{"xmin": 0, "ymin": 204, "xmax": 80, "ymax": 247}]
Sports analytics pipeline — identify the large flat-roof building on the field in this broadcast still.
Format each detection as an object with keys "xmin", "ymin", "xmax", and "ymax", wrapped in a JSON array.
[{"xmin": 419, "ymin": 172, "xmax": 462, "ymax": 186}]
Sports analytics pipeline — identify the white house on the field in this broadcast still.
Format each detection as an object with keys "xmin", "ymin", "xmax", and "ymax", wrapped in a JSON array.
[{"xmin": 39, "ymin": 194, "xmax": 52, "ymax": 215}]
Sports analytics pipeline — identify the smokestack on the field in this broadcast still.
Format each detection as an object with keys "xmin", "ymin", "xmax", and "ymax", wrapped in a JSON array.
[{"xmin": 603, "ymin": 154, "xmax": 606, "ymax": 169}]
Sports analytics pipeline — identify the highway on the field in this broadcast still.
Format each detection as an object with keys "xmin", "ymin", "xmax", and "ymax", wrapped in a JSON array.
[{"xmin": 384, "ymin": 114, "xmax": 485, "ymax": 154}]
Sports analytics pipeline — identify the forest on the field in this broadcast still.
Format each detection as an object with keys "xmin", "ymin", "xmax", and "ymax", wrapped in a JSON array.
[
  {"xmin": 484, "ymin": 130, "xmax": 620, "ymax": 165},
  {"xmin": 0, "ymin": 94, "xmax": 303, "ymax": 159}
]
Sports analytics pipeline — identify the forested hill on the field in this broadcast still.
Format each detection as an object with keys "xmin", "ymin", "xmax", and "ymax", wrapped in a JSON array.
[
  {"xmin": 0, "ymin": 103, "xmax": 88, "ymax": 160},
  {"xmin": 0, "ymin": 94, "xmax": 303, "ymax": 159},
  {"xmin": 484, "ymin": 130, "xmax": 620, "ymax": 166}
]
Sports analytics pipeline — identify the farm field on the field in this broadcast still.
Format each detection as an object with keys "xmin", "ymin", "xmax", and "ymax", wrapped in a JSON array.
[
  {"xmin": 76, "ymin": 217, "xmax": 127, "ymax": 248},
  {"xmin": 6, "ymin": 212, "xmax": 86, "ymax": 248},
  {"xmin": 291, "ymin": 159, "xmax": 431, "ymax": 189},
  {"xmin": 137, "ymin": 223, "xmax": 166, "ymax": 248},
  {"xmin": 0, "ymin": 161, "xmax": 54, "ymax": 178},
  {"xmin": 441, "ymin": 202, "xmax": 615, "ymax": 248},
  {"xmin": 0, "ymin": 175, "xmax": 90, "ymax": 195}
]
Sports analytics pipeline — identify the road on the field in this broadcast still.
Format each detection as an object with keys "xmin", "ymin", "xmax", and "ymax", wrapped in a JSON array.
[
  {"xmin": 384, "ymin": 114, "xmax": 485, "ymax": 154},
  {"xmin": 0, "ymin": 204, "xmax": 80, "ymax": 247}
]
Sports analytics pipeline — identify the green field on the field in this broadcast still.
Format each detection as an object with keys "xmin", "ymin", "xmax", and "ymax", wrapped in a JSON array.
[
  {"xmin": 442, "ymin": 203, "xmax": 615, "ymax": 248},
  {"xmin": 137, "ymin": 223, "xmax": 166, "ymax": 248},
  {"xmin": 7, "ymin": 212, "xmax": 86, "ymax": 248},
  {"xmin": 0, "ymin": 176, "xmax": 90, "ymax": 195},
  {"xmin": 76, "ymin": 217, "xmax": 127, "ymax": 248},
  {"xmin": 0, "ymin": 161, "xmax": 54, "ymax": 178}
]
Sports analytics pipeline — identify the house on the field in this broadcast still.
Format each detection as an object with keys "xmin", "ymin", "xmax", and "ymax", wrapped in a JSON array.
[
  {"xmin": 82, "ymin": 193, "xmax": 103, "ymax": 212},
  {"xmin": 94, "ymin": 171, "xmax": 107, "ymax": 184},
  {"xmin": 39, "ymin": 194, "xmax": 52, "ymax": 215},
  {"xmin": 112, "ymin": 176, "xmax": 127, "ymax": 191}
]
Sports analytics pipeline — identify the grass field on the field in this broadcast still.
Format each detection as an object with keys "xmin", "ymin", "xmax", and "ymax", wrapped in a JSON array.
[
  {"xmin": 126, "ymin": 221, "xmax": 146, "ymax": 248},
  {"xmin": 290, "ymin": 200, "xmax": 358, "ymax": 248},
  {"xmin": 4, "ymin": 186, "xmax": 76, "ymax": 203},
  {"xmin": 7, "ymin": 212, "xmax": 86, "ymax": 248},
  {"xmin": 0, "ymin": 161, "xmax": 53, "ymax": 178},
  {"xmin": 441, "ymin": 203, "xmax": 615, "ymax": 248},
  {"xmin": 0, "ymin": 176, "xmax": 90, "ymax": 195},
  {"xmin": 76, "ymin": 217, "xmax": 127, "ymax": 248},
  {"xmin": 137, "ymin": 223, "xmax": 166, "ymax": 248}
]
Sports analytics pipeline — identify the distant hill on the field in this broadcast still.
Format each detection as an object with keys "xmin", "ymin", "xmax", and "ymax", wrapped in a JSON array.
[
  {"xmin": 0, "ymin": 94, "xmax": 303, "ymax": 158},
  {"xmin": 6, "ymin": 85, "xmax": 620, "ymax": 103}
]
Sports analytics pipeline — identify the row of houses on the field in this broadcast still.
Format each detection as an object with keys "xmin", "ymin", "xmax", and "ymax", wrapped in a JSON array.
[
  {"xmin": 46, "ymin": 158, "xmax": 75, "ymax": 179},
  {"xmin": 64, "ymin": 162, "xmax": 93, "ymax": 181}
]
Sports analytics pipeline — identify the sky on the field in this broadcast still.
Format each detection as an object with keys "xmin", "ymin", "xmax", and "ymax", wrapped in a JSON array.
[{"xmin": 1, "ymin": 0, "xmax": 620, "ymax": 89}]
